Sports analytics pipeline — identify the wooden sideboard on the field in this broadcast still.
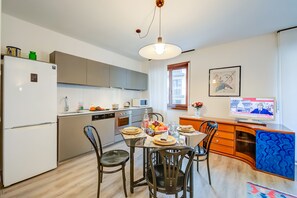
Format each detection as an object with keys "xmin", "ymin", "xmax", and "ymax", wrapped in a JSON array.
[{"xmin": 179, "ymin": 116, "xmax": 295, "ymax": 180}]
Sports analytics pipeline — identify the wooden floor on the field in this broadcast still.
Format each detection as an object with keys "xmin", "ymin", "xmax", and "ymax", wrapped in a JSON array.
[{"xmin": 0, "ymin": 141, "xmax": 296, "ymax": 198}]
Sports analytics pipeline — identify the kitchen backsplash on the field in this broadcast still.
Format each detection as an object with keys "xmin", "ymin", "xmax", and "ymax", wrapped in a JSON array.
[{"xmin": 57, "ymin": 84, "xmax": 142, "ymax": 113}]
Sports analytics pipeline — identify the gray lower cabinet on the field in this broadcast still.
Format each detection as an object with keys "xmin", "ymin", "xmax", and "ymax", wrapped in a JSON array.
[
  {"xmin": 131, "ymin": 108, "xmax": 152, "ymax": 127},
  {"xmin": 126, "ymin": 70, "xmax": 148, "ymax": 90},
  {"xmin": 58, "ymin": 115, "xmax": 91, "ymax": 162},
  {"xmin": 110, "ymin": 66, "xmax": 127, "ymax": 88},
  {"xmin": 50, "ymin": 51, "xmax": 87, "ymax": 85},
  {"xmin": 87, "ymin": 59, "xmax": 110, "ymax": 87}
]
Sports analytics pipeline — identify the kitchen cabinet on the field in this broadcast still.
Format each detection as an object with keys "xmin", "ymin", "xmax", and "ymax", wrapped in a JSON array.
[
  {"xmin": 58, "ymin": 115, "xmax": 91, "ymax": 162},
  {"xmin": 86, "ymin": 59, "xmax": 110, "ymax": 87},
  {"xmin": 50, "ymin": 50, "xmax": 148, "ymax": 91},
  {"xmin": 131, "ymin": 108, "xmax": 152, "ymax": 127},
  {"xmin": 50, "ymin": 51, "xmax": 87, "ymax": 85},
  {"xmin": 110, "ymin": 66, "xmax": 127, "ymax": 88},
  {"xmin": 126, "ymin": 70, "xmax": 148, "ymax": 90}
]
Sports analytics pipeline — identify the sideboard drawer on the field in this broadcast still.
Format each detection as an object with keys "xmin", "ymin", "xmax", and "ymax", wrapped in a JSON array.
[
  {"xmin": 210, "ymin": 144, "xmax": 234, "ymax": 155},
  {"xmin": 215, "ymin": 131, "xmax": 234, "ymax": 140},
  {"xmin": 218, "ymin": 124, "xmax": 234, "ymax": 133},
  {"xmin": 212, "ymin": 137, "xmax": 234, "ymax": 147}
]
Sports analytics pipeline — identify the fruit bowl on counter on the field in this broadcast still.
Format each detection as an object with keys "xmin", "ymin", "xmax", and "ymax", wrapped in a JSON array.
[{"xmin": 89, "ymin": 106, "xmax": 106, "ymax": 111}]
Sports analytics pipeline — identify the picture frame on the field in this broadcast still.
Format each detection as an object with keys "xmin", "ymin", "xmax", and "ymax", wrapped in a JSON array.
[{"xmin": 209, "ymin": 65, "xmax": 241, "ymax": 97}]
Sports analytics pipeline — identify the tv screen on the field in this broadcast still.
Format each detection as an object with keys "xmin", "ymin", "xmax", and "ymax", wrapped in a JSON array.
[{"xmin": 230, "ymin": 97, "xmax": 275, "ymax": 120}]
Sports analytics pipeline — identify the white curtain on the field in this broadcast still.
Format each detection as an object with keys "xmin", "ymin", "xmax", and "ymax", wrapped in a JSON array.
[
  {"xmin": 278, "ymin": 28, "xmax": 297, "ymax": 162},
  {"xmin": 148, "ymin": 61, "xmax": 168, "ymax": 121}
]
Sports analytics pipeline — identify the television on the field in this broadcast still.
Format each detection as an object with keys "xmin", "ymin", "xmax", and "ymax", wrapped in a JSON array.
[{"xmin": 230, "ymin": 97, "xmax": 275, "ymax": 124}]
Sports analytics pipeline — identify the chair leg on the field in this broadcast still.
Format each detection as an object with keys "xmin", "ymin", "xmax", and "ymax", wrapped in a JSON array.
[
  {"xmin": 100, "ymin": 166, "xmax": 103, "ymax": 183},
  {"xmin": 207, "ymin": 156, "xmax": 211, "ymax": 185},
  {"xmin": 122, "ymin": 164, "xmax": 128, "ymax": 197},
  {"xmin": 196, "ymin": 156, "xmax": 199, "ymax": 173},
  {"xmin": 97, "ymin": 167, "xmax": 101, "ymax": 198}
]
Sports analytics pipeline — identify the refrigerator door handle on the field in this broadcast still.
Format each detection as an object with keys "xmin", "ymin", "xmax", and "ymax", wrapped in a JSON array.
[{"xmin": 10, "ymin": 122, "xmax": 56, "ymax": 129}]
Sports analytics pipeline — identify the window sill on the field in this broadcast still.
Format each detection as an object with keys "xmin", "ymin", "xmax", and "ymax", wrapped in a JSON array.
[{"xmin": 168, "ymin": 106, "xmax": 188, "ymax": 111}]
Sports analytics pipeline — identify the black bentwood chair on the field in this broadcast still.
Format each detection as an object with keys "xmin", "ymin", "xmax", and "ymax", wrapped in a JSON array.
[
  {"xmin": 194, "ymin": 120, "xmax": 218, "ymax": 185},
  {"xmin": 148, "ymin": 112, "xmax": 164, "ymax": 122},
  {"xmin": 146, "ymin": 147, "xmax": 195, "ymax": 198},
  {"xmin": 83, "ymin": 125, "xmax": 129, "ymax": 198}
]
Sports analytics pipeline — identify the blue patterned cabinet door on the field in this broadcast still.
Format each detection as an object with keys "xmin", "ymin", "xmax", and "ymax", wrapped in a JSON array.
[{"xmin": 256, "ymin": 130, "xmax": 295, "ymax": 180}]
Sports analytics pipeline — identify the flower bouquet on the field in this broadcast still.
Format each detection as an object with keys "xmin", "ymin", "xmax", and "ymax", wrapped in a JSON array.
[{"xmin": 191, "ymin": 101, "xmax": 203, "ymax": 117}]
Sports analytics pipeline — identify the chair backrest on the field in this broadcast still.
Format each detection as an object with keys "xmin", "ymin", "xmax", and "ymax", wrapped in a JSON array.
[
  {"xmin": 148, "ymin": 146, "xmax": 195, "ymax": 194},
  {"xmin": 148, "ymin": 112, "xmax": 164, "ymax": 122},
  {"xmin": 199, "ymin": 121, "xmax": 218, "ymax": 152},
  {"xmin": 83, "ymin": 125, "xmax": 103, "ymax": 164}
]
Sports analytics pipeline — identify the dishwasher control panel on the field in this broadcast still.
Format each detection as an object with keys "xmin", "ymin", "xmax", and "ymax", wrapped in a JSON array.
[{"xmin": 92, "ymin": 113, "xmax": 115, "ymax": 121}]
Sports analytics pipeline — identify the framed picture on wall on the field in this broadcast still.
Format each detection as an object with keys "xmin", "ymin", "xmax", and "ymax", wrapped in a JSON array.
[{"xmin": 209, "ymin": 66, "xmax": 241, "ymax": 97}]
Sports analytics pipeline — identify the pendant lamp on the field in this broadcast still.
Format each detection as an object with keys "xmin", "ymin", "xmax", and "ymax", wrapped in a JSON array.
[{"xmin": 138, "ymin": 0, "xmax": 182, "ymax": 60}]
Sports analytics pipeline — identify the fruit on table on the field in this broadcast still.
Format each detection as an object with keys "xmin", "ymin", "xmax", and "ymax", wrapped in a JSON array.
[{"xmin": 149, "ymin": 121, "xmax": 168, "ymax": 131}]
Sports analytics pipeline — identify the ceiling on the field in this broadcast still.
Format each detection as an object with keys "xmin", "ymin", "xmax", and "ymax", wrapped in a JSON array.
[{"xmin": 2, "ymin": 0, "xmax": 297, "ymax": 61}]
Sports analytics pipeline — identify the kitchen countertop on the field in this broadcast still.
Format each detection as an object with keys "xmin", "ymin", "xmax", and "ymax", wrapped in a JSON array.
[{"xmin": 57, "ymin": 106, "xmax": 152, "ymax": 117}]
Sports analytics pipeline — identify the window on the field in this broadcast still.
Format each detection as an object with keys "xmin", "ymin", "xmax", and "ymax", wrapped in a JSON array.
[{"xmin": 167, "ymin": 62, "xmax": 189, "ymax": 110}]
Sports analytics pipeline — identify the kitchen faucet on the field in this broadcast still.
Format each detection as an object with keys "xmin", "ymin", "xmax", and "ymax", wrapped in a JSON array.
[{"xmin": 64, "ymin": 96, "xmax": 69, "ymax": 112}]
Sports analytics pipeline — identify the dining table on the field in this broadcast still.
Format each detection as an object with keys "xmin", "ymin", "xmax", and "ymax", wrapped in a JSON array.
[{"xmin": 121, "ymin": 128, "xmax": 207, "ymax": 198}]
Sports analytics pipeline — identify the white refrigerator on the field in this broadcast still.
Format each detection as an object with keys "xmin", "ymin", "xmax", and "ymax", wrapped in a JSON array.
[{"xmin": 2, "ymin": 56, "xmax": 57, "ymax": 187}]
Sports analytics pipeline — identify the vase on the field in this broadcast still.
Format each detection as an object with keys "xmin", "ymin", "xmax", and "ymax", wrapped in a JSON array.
[{"xmin": 194, "ymin": 108, "xmax": 201, "ymax": 117}]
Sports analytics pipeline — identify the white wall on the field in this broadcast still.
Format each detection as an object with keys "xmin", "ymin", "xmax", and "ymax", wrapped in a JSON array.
[
  {"xmin": 150, "ymin": 33, "xmax": 279, "ymax": 123},
  {"xmin": 1, "ymin": 13, "xmax": 147, "ymax": 113},
  {"xmin": 278, "ymin": 28, "xmax": 297, "ymax": 161}
]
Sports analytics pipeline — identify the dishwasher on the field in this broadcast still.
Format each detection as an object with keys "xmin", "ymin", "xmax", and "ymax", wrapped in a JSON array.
[{"xmin": 91, "ymin": 112, "xmax": 115, "ymax": 147}]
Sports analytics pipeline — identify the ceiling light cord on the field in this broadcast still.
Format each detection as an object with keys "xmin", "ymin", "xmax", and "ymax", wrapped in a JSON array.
[
  {"xmin": 159, "ymin": 7, "xmax": 162, "ymax": 38},
  {"xmin": 137, "ymin": 6, "xmax": 157, "ymax": 39}
]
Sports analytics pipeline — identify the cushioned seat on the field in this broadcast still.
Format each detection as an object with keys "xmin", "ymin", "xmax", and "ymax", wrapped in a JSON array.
[{"xmin": 100, "ymin": 150, "xmax": 129, "ymax": 167}]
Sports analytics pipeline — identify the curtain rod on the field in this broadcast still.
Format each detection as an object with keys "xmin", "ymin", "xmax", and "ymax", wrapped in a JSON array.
[{"xmin": 277, "ymin": 26, "xmax": 297, "ymax": 33}]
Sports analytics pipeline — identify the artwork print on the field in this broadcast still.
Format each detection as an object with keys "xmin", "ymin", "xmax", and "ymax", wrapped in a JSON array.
[{"xmin": 209, "ymin": 66, "xmax": 241, "ymax": 97}]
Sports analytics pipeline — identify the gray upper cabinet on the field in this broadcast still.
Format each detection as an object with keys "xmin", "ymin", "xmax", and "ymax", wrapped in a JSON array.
[
  {"xmin": 126, "ymin": 70, "xmax": 148, "ymax": 90},
  {"xmin": 139, "ymin": 72, "xmax": 148, "ymax": 90},
  {"xmin": 50, "ymin": 51, "xmax": 87, "ymax": 85},
  {"xmin": 86, "ymin": 59, "xmax": 110, "ymax": 87},
  {"xmin": 110, "ymin": 66, "xmax": 127, "ymax": 89},
  {"xmin": 50, "ymin": 51, "xmax": 147, "ymax": 90}
]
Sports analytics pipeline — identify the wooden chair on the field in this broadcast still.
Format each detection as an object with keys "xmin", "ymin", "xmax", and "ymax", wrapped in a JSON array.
[
  {"xmin": 194, "ymin": 120, "xmax": 218, "ymax": 185},
  {"xmin": 146, "ymin": 146, "xmax": 195, "ymax": 198},
  {"xmin": 148, "ymin": 112, "xmax": 164, "ymax": 122},
  {"xmin": 83, "ymin": 125, "xmax": 129, "ymax": 198}
]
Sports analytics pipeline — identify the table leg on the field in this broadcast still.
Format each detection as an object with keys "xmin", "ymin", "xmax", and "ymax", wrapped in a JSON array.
[
  {"xmin": 190, "ymin": 163, "xmax": 193, "ymax": 198},
  {"xmin": 130, "ymin": 146, "xmax": 135, "ymax": 193},
  {"xmin": 143, "ymin": 148, "xmax": 146, "ymax": 178}
]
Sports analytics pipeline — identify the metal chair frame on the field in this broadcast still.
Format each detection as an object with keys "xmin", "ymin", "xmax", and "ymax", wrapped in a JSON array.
[
  {"xmin": 146, "ymin": 146, "xmax": 195, "ymax": 198},
  {"xmin": 194, "ymin": 120, "xmax": 218, "ymax": 185},
  {"xmin": 83, "ymin": 125, "xmax": 129, "ymax": 198},
  {"xmin": 148, "ymin": 112, "xmax": 164, "ymax": 122}
]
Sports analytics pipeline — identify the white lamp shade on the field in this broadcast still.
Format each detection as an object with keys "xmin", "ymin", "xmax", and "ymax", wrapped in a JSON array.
[{"xmin": 139, "ymin": 43, "xmax": 182, "ymax": 60}]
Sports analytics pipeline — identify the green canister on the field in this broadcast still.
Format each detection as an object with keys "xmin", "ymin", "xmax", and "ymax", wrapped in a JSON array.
[{"xmin": 29, "ymin": 51, "xmax": 37, "ymax": 60}]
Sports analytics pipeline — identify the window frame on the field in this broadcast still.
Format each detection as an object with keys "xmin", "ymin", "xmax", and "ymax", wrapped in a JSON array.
[{"xmin": 167, "ymin": 61, "xmax": 189, "ymax": 110}]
